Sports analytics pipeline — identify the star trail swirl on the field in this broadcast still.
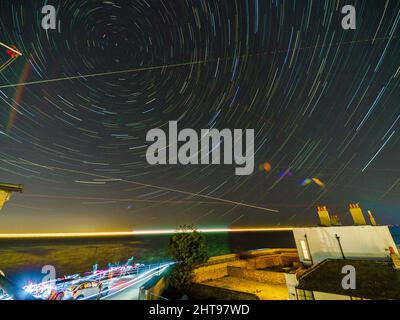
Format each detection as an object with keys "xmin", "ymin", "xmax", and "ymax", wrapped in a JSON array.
[{"xmin": 0, "ymin": 0, "xmax": 399, "ymax": 232}]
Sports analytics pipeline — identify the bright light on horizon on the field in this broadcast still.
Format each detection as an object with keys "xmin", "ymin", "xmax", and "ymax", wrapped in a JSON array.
[{"xmin": 0, "ymin": 227, "xmax": 294, "ymax": 239}]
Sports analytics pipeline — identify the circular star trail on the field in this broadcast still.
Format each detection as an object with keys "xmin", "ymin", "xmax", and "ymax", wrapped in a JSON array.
[{"xmin": 0, "ymin": 0, "xmax": 399, "ymax": 232}]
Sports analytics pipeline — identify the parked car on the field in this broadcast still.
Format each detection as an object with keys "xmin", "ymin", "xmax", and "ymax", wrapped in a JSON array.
[{"xmin": 65, "ymin": 281, "xmax": 109, "ymax": 300}]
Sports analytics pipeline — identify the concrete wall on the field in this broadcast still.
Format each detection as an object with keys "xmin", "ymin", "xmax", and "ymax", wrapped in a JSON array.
[
  {"xmin": 227, "ymin": 266, "xmax": 286, "ymax": 285},
  {"xmin": 285, "ymin": 273, "xmax": 298, "ymax": 300},
  {"xmin": 293, "ymin": 226, "xmax": 397, "ymax": 265},
  {"xmin": 139, "ymin": 275, "xmax": 168, "ymax": 300}
]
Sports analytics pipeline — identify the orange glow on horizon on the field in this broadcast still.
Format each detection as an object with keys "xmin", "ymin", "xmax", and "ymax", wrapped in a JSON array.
[{"xmin": 0, "ymin": 227, "xmax": 294, "ymax": 239}]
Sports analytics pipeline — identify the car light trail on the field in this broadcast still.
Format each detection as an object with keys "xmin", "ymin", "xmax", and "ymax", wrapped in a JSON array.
[
  {"xmin": 98, "ymin": 264, "xmax": 172, "ymax": 300},
  {"xmin": 1, "ymin": 262, "xmax": 172, "ymax": 301}
]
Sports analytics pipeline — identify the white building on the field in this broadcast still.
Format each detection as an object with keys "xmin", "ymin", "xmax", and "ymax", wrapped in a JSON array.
[
  {"xmin": 287, "ymin": 204, "xmax": 400, "ymax": 300},
  {"xmin": 293, "ymin": 225, "xmax": 398, "ymax": 266}
]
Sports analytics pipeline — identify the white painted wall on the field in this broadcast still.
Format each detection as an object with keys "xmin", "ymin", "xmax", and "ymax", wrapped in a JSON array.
[
  {"xmin": 284, "ymin": 273, "xmax": 298, "ymax": 300},
  {"xmin": 313, "ymin": 291, "xmax": 351, "ymax": 300},
  {"xmin": 293, "ymin": 225, "xmax": 398, "ymax": 265}
]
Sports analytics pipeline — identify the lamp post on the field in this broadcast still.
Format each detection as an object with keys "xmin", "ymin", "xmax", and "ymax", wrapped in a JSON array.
[
  {"xmin": 0, "ymin": 183, "xmax": 23, "ymax": 210},
  {"xmin": 335, "ymin": 234, "xmax": 346, "ymax": 260}
]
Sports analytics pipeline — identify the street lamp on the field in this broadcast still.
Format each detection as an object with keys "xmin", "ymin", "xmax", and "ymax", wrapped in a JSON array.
[
  {"xmin": 0, "ymin": 183, "xmax": 23, "ymax": 210},
  {"xmin": 0, "ymin": 182, "xmax": 36, "ymax": 299}
]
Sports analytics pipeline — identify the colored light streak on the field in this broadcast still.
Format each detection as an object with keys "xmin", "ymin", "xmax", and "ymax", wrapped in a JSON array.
[
  {"xmin": 0, "ymin": 35, "xmax": 396, "ymax": 90},
  {"xmin": 7, "ymin": 61, "xmax": 32, "ymax": 130},
  {"xmin": 7, "ymin": 161, "xmax": 279, "ymax": 213},
  {"xmin": 0, "ymin": 227, "xmax": 293, "ymax": 239},
  {"xmin": 7, "ymin": 262, "xmax": 173, "ymax": 301},
  {"xmin": 0, "ymin": 42, "xmax": 22, "ymax": 57},
  {"xmin": 98, "ymin": 264, "xmax": 172, "ymax": 300}
]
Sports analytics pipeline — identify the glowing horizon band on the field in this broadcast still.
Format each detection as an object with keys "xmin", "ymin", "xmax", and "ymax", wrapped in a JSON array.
[{"xmin": 0, "ymin": 227, "xmax": 294, "ymax": 238}]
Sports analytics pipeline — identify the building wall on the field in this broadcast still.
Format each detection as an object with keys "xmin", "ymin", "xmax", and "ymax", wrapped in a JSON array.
[
  {"xmin": 285, "ymin": 273, "xmax": 298, "ymax": 300},
  {"xmin": 313, "ymin": 291, "xmax": 351, "ymax": 300},
  {"xmin": 293, "ymin": 226, "xmax": 398, "ymax": 265}
]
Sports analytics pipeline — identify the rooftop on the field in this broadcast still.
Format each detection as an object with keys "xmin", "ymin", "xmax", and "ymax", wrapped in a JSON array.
[{"xmin": 297, "ymin": 259, "xmax": 400, "ymax": 300}]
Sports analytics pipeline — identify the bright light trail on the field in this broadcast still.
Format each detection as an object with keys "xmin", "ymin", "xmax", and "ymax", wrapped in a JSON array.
[
  {"xmin": 0, "ymin": 227, "xmax": 293, "ymax": 239},
  {"xmin": 98, "ymin": 264, "xmax": 172, "ymax": 300},
  {"xmin": 3, "ymin": 263, "xmax": 173, "ymax": 301},
  {"xmin": 7, "ymin": 160, "xmax": 279, "ymax": 213},
  {"xmin": 0, "ymin": 35, "xmax": 396, "ymax": 89},
  {"xmin": 0, "ymin": 42, "xmax": 22, "ymax": 56}
]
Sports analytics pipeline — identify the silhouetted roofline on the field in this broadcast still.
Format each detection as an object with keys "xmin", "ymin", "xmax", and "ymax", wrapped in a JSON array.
[
  {"xmin": 297, "ymin": 258, "xmax": 400, "ymax": 300},
  {"xmin": 0, "ymin": 183, "xmax": 23, "ymax": 193}
]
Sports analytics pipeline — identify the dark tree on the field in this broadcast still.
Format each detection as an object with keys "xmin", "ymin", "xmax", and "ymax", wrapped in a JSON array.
[{"xmin": 168, "ymin": 224, "xmax": 208, "ymax": 291}]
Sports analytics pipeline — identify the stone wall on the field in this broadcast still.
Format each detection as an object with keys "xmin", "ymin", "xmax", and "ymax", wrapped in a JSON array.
[
  {"xmin": 193, "ymin": 249, "xmax": 299, "ymax": 283},
  {"xmin": 227, "ymin": 266, "xmax": 286, "ymax": 285},
  {"xmin": 193, "ymin": 259, "xmax": 248, "ymax": 282},
  {"xmin": 249, "ymin": 252, "xmax": 299, "ymax": 269},
  {"xmin": 188, "ymin": 282, "xmax": 259, "ymax": 300}
]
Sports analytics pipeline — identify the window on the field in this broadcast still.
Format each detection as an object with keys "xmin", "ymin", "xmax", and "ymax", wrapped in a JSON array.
[
  {"xmin": 297, "ymin": 290, "xmax": 314, "ymax": 300},
  {"xmin": 300, "ymin": 240, "xmax": 310, "ymax": 260},
  {"xmin": 81, "ymin": 282, "xmax": 92, "ymax": 289}
]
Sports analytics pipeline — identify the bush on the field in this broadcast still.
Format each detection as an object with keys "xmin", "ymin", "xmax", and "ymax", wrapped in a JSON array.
[{"xmin": 168, "ymin": 225, "xmax": 208, "ymax": 291}]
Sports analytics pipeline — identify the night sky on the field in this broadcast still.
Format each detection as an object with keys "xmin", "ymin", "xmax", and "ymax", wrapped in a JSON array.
[{"xmin": 0, "ymin": 0, "xmax": 399, "ymax": 233}]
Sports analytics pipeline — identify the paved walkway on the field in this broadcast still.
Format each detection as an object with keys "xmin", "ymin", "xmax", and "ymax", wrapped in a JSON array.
[{"xmin": 204, "ymin": 276, "xmax": 289, "ymax": 300}]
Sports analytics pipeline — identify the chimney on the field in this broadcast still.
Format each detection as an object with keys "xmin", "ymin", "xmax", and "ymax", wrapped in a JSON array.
[
  {"xmin": 317, "ymin": 206, "xmax": 331, "ymax": 226},
  {"xmin": 349, "ymin": 203, "xmax": 367, "ymax": 226},
  {"xmin": 389, "ymin": 247, "xmax": 400, "ymax": 270},
  {"xmin": 330, "ymin": 215, "xmax": 342, "ymax": 226},
  {"xmin": 0, "ymin": 183, "xmax": 23, "ymax": 210},
  {"xmin": 368, "ymin": 210, "xmax": 377, "ymax": 226}
]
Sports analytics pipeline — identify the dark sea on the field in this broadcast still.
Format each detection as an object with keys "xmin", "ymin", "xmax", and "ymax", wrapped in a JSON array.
[
  {"xmin": 390, "ymin": 226, "xmax": 400, "ymax": 246},
  {"xmin": 1, "ymin": 227, "xmax": 399, "ymax": 286},
  {"xmin": 0, "ymin": 231, "xmax": 295, "ymax": 284}
]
